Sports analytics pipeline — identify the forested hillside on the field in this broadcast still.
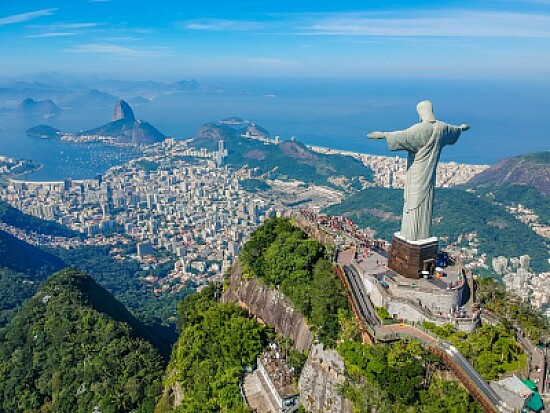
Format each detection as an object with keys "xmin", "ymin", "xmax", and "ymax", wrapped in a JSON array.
[
  {"xmin": 0, "ymin": 269, "xmax": 165, "ymax": 413},
  {"xmin": 239, "ymin": 217, "xmax": 353, "ymax": 346},
  {"xmin": 0, "ymin": 230, "xmax": 64, "ymax": 327},
  {"xmin": 155, "ymin": 285, "xmax": 265, "ymax": 413},
  {"xmin": 191, "ymin": 122, "xmax": 373, "ymax": 188}
]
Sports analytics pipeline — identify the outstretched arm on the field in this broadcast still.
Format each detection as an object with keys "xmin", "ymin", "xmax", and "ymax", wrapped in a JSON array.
[
  {"xmin": 368, "ymin": 124, "xmax": 427, "ymax": 152},
  {"xmin": 443, "ymin": 123, "xmax": 470, "ymax": 146},
  {"xmin": 367, "ymin": 131, "xmax": 386, "ymax": 140}
]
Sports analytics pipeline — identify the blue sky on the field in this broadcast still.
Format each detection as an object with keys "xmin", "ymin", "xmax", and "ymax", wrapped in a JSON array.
[{"xmin": 1, "ymin": 0, "xmax": 550, "ymax": 79}]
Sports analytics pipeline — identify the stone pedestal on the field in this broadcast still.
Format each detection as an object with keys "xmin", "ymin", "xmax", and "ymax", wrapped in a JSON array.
[{"xmin": 388, "ymin": 233, "xmax": 438, "ymax": 279}]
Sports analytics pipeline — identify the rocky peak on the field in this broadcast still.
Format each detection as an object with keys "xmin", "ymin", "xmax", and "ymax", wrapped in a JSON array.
[{"xmin": 112, "ymin": 99, "xmax": 135, "ymax": 122}]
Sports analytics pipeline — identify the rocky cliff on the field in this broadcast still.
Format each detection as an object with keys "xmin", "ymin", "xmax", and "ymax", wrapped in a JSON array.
[
  {"xmin": 78, "ymin": 100, "xmax": 165, "ymax": 145},
  {"xmin": 112, "ymin": 99, "xmax": 135, "ymax": 121},
  {"xmin": 299, "ymin": 344, "xmax": 353, "ymax": 413},
  {"xmin": 222, "ymin": 263, "xmax": 313, "ymax": 352}
]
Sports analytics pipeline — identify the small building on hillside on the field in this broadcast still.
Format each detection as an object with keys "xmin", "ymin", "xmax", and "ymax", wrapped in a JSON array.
[
  {"xmin": 490, "ymin": 375, "xmax": 544, "ymax": 413},
  {"xmin": 252, "ymin": 345, "xmax": 300, "ymax": 413}
]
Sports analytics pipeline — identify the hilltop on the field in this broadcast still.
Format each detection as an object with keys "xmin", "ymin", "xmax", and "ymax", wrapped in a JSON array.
[
  {"xmin": 191, "ymin": 119, "xmax": 373, "ymax": 188},
  {"xmin": 468, "ymin": 151, "xmax": 550, "ymax": 196},
  {"xmin": 0, "ymin": 269, "xmax": 164, "ymax": 413},
  {"xmin": 61, "ymin": 89, "xmax": 119, "ymax": 109},
  {"xmin": 15, "ymin": 98, "xmax": 61, "ymax": 118},
  {"xmin": 25, "ymin": 124, "xmax": 62, "ymax": 139},
  {"xmin": 76, "ymin": 99, "xmax": 166, "ymax": 145}
]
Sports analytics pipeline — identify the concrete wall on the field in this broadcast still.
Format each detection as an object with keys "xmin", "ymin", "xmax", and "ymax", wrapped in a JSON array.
[
  {"xmin": 362, "ymin": 275, "xmax": 385, "ymax": 307},
  {"xmin": 387, "ymin": 282, "xmax": 462, "ymax": 315},
  {"xmin": 387, "ymin": 300, "xmax": 479, "ymax": 333}
]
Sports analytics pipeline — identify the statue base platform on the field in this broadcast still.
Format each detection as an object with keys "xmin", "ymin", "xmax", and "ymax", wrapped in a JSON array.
[{"xmin": 387, "ymin": 233, "xmax": 439, "ymax": 279}]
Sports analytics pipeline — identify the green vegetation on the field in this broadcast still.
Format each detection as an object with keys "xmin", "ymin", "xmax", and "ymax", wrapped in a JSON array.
[
  {"xmin": 477, "ymin": 277, "xmax": 550, "ymax": 344},
  {"xmin": 422, "ymin": 322, "xmax": 527, "ymax": 380},
  {"xmin": 239, "ymin": 178, "xmax": 270, "ymax": 192},
  {"xmin": 0, "ymin": 269, "xmax": 164, "ymax": 413},
  {"xmin": 0, "ymin": 199, "xmax": 190, "ymax": 338},
  {"xmin": 376, "ymin": 306, "xmax": 392, "ymax": 321},
  {"xmin": 135, "ymin": 159, "xmax": 159, "ymax": 173},
  {"xmin": 25, "ymin": 124, "xmax": 61, "ymax": 139},
  {"xmin": 0, "ymin": 230, "xmax": 64, "ymax": 327},
  {"xmin": 326, "ymin": 187, "xmax": 549, "ymax": 273},
  {"xmin": 0, "ymin": 199, "xmax": 79, "ymax": 238},
  {"xmin": 192, "ymin": 126, "xmax": 373, "ymax": 188},
  {"xmin": 52, "ymin": 245, "xmax": 193, "ymax": 332},
  {"xmin": 156, "ymin": 285, "xmax": 264, "ymax": 413},
  {"xmin": 239, "ymin": 217, "xmax": 352, "ymax": 346},
  {"xmin": 339, "ymin": 340, "xmax": 482, "ymax": 413},
  {"xmin": 474, "ymin": 184, "xmax": 550, "ymax": 226}
]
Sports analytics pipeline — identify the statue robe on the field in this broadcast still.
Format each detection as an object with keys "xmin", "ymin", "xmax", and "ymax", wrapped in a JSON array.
[{"xmin": 385, "ymin": 120, "xmax": 463, "ymax": 241}]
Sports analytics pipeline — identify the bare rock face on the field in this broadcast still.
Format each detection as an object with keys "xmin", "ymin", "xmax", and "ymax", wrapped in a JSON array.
[
  {"xmin": 112, "ymin": 99, "xmax": 135, "ymax": 121},
  {"xmin": 222, "ymin": 264, "xmax": 313, "ymax": 352},
  {"xmin": 298, "ymin": 344, "xmax": 353, "ymax": 413}
]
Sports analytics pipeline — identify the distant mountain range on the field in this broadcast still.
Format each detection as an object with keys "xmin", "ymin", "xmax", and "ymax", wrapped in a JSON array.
[
  {"xmin": 468, "ymin": 151, "xmax": 550, "ymax": 196},
  {"xmin": 60, "ymin": 88, "xmax": 119, "ymax": 109},
  {"xmin": 0, "ymin": 76, "xmax": 224, "ymax": 110},
  {"xmin": 14, "ymin": 98, "xmax": 62, "ymax": 118},
  {"xmin": 192, "ymin": 119, "xmax": 373, "ymax": 188}
]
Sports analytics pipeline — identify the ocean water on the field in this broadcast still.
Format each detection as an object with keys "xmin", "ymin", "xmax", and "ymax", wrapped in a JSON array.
[{"xmin": 0, "ymin": 78, "xmax": 548, "ymax": 181}]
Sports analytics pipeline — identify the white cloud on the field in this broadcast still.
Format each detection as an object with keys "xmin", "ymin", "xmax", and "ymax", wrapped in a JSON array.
[
  {"xmin": 28, "ymin": 22, "xmax": 99, "ymax": 29},
  {"xmin": 299, "ymin": 11, "xmax": 550, "ymax": 38},
  {"xmin": 182, "ymin": 19, "xmax": 264, "ymax": 31},
  {"xmin": 0, "ymin": 8, "xmax": 57, "ymax": 26},
  {"xmin": 27, "ymin": 32, "xmax": 76, "ymax": 38},
  {"xmin": 67, "ymin": 43, "xmax": 171, "ymax": 58}
]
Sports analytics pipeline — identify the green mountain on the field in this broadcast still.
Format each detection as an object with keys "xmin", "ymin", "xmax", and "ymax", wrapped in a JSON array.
[
  {"xmin": 26, "ymin": 124, "xmax": 62, "ymax": 139},
  {"xmin": 326, "ymin": 187, "xmax": 549, "ymax": 273},
  {"xmin": 468, "ymin": 151, "xmax": 550, "ymax": 196},
  {"xmin": 0, "ymin": 198, "xmax": 190, "ymax": 333},
  {"xmin": 0, "ymin": 229, "xmax": 64, "ymax": 327},
  {"xmin": 0, "ymin": 199, "xmax": 78, "ymax": 327},
  {"xmin": 239, "ymin": 217, "xmax": 352, "ymax": 346},
  {"xmin": 0, "ymin": 269, "xmax": 165, "ymax": 413},
  {"xmin": 191, "ymin": 121, "xmax": 373, "ymax": 188}
]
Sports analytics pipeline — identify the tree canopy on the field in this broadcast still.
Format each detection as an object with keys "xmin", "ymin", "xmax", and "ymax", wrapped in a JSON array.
[
  {"xmin": 239, "ymin": 217, "xmax": 352, "ymax": 346},
  {"xmin": 0, "ymin": 269, "xmax": 165, "ymax": 413}
]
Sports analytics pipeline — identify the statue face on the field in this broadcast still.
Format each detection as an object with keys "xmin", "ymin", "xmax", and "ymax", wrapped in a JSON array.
[{"xmin": 417, "ymin": 100, "xmax": 436, "ymax": 122}]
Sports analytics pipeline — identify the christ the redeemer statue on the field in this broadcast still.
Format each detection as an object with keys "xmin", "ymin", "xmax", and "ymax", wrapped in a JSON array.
[{"xmin": 368, "ymin": 100, "xmax": 469, "ymax": 242}]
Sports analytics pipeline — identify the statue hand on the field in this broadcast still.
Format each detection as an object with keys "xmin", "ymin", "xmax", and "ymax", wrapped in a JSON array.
[
  {"xmin": 460, "ymin": 124, "xmax": 470, "ymax": 131},
  {"xmin": 367, "ymin": 132, "xmax": 386, "ymax": 140}
]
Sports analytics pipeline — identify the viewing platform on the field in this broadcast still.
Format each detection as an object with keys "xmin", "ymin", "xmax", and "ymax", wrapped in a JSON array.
[{"xmin": 338, "ymin": 247, "xmax": 480, "ymax": 332}]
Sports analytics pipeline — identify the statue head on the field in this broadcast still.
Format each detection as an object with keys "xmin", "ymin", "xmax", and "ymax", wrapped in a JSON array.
[{"xmin": 417, "ymin": 100, "xmax": 436, "ymax": 123}]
